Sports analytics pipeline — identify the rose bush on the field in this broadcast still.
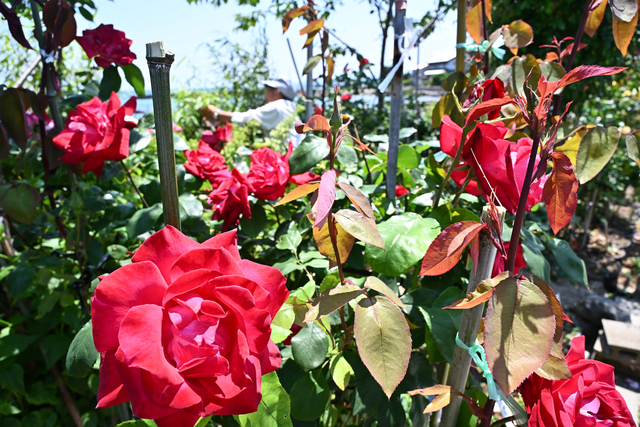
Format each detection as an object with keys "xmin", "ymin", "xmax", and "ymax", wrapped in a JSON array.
[
  {"xmin": 76, "ymin": 24, "xmax": 137, "ymax": 68},
  {"xmin": 52, "ymin": 92, "xmax": 136, "ymax": 176},
  {"xmin": 208, "ymin": 169, "xmax": 254, "ymax": 231},
  {"xmin": 246, "ymin": 144, "xmax": 293, "ymax": 200},
  {"xmin": 91, "ymin": 226, "xmax": 288, "ymax": 427},
  {"xmin": 521, "ymin": 335, "xmax": 635, "ymax": 427}
]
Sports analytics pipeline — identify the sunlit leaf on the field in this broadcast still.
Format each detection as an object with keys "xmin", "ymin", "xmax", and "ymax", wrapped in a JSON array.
[
  {"xmin": 282, "ymin": 5, "xmax": 312, "ymax": 33},
  {"xmin": 334, "ymin": 209, "xmax": 384, "ymax": 249},
  {"xmin": 363, "ymin": 276, "xmax": 405, "ymax": 308},
  {"xmin": 303, "ymin": 55, "xmax": 322, "ymax": 75},
  {"xmin": 503, "ymin": 20, "xmax": 534, "ymax": 49},
  {"xmin": 444, "ymin": 271, "xmax": 509, "ymax": 309},
  {"xmin": 314, "ymin": 170, "xmax": 336, "ymax": 229},
  {"xmin": 626, "ymin": 132, "xmax": 640, "ymax": 167},
  {"xmin": 330, "ymin": 354, "xmax": 355, "ymax": 391},
  {"xmin": 337, "ymin": 182, "xmax": 377, "ymax": 228},
  {"xmin": 465, "ymin": 98, "xmax": 515, "ymax": 125},
  {"xmin": 275, "ymin": 183, "xmax": 320, "ymax": 207},
  {"xmin": 355, "ymin": 296, "xmax": 411, "ymax": 398},
  {"xmin": 585, "ymin": 0, "xmax": 609, "ymax": 37},
  {"xmin": 535, "ymin": 355, "xmax": 572, "ymax": 380},
  {"xmin": 304, "ymin": 283, "xmax": 364, "ymax": 323},
  {"xmin": 466, "ymin": 2, "xmax": 484, "ymax": 44},
  {"xmin": 310, "ymin": 214, "xmax": 354, "ymax": 268},
  {"xmin": 295, "ymin": 114, "xmax": 331, "ymax": 134},
  {"xmin": 612, "ymin": 11, "xmax": 638, "ymax": 56},
  {"xmin": 575, "ymin": 126, "xmax": 620, "ymax": 184},
  {"xmin": 484, "ymin": 278, "xmax": 556, "ymax": 394},
  {"xmin": 299, "ymin": 18, "xmax": 324, "ymax": 48},
  {"xmin": 609, "ymin": 0, "xmax": 638, "ymax": 22},
  {"xmin": 420, "ymin": 221, "xmax": 486, "ymax": 276},
  {"xmin": 543, "ymin": 152, "xmax": 579, "ymax": 235}
]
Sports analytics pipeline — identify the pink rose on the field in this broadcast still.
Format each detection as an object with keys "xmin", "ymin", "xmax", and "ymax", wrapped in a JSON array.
[
  {"xmin": 184, "ymin": 140, "xmax": 231, "ymax": 187},
  {"xmin": 207, "ymin": 169, "xmax": 254, "ymax": 231},
  {"xmin": 52, "ymin": 92, "xmax": 136, "ymax": 176},
  {"xmin": 76, "ymin": 24, "xmax": 136, "ymax": 68},
  {"xmin": 521, "ymin": 336, "xmax": 635, "ymax": 427},
  {"xmin": 201, "ymin": 122, "xmax": 233, "ymax": 152},
  {"xmin": 246, "ymin": 144, "xmax": 293, "ymax": 201},
  {"xmin": 91, "ymin": 226, "xmax": 288, "ymax": 427}
]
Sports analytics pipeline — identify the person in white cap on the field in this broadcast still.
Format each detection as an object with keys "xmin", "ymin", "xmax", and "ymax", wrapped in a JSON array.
[{"xmin": 200, "ymin": 77, "xmax": 304, "ymax": 147}]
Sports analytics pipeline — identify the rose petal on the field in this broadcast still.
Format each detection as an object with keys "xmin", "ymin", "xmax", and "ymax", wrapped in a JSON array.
[
  {"xmin": 91, "ymin": 261, "xmax": 167, "ymax": 352},
  {"xmin": 201, "ymin": 229, "xmax": 241, "ymax": 261},
  {"xmin": 96, "ymin": 350, "xmax": 129, "ymax": 408},
  {"xmin": 163, "ymin": 269, "xmax": 220, "ymax": 306},
  {"xmin": 169, "ymin": 248, "xmax": 245, "ymax": 283},
  {"xmin": 237, "ymin": 259, "xmax": 288, "ymax": 318},
  {"xmin": 154, "ymin": 410, "xmax": 201, "ymax": 427}
]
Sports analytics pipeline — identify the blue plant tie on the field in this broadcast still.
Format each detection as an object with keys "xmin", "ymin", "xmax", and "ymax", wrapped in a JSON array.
[{"xmin": 455, "ymin": 333, "xmax": 506, "ymax": 402}]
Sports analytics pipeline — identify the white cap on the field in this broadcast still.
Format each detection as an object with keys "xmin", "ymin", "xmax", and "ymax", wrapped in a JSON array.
[{"xmin": 260, "ymin": 77, "xmax": 296, "ymax": 100}]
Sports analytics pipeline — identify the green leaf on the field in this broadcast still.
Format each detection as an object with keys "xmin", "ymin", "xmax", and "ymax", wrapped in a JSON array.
[
  {"xmin": 289, "ymin": 369, "xmax": 330, "ymax": 421},
  {"xmin": 288, "ymin": 135, "xmax": 330, "ymax": 175},
  {"xmin": 126, "ymin": 203, "xmax": 163, "ymax": 238},
  {"xmin": 399, "ymin": 127, "xmax": 417, "ymax": 139},
  {"xmin": 276, "ymin": 227, "xmax": 302, "ymax": 252},
  {"xmin": 548, "ymin": 238, "xmax": 588, "ymax": 285},
  {"xmin": 397, "ymin": 145, "xmax": 420, "ymax": 170},
  {"xmin": 107, "ymin": 244, "xmax": 128, "ymax": 260},
  {"xmin": 120, "ymin": 64, "xmax": 146, "ymax": 97},
  {"xmin": 240, "ymin": 203, "xmax": 267, "ymax": 237},
  {"xmin": 420, "ymin": 307, "xmax": 461, "ymax": 364},
  {"xmin": 304, "ymin": 283, "xmax": 364, "ymax": 322},
  {"xmin": 510, "ymin": 54, "xmax": 540, "ymax": 95},
  {"xmin": 128, "ymin": 129, "xmax": 153, "ymax": 153},
  {"xmin": 330, "ymin": 354, "xmax": 355, "ymax": 391},
  {"xmin": 575, "ymin": 126, "xmax": 620, "ymax": 184},
  {"xmin": 484, "ymin": 278, "xmax": 556, "ymax": 394},
  {"xmin": 354, "ymin": 296, "xmax": 411, "ymax": 398},
  {"xmin": 66, "ymin": 320, "xmax": 99, "ymax": 377},
  {"xmin": 98, "ymin": 65, "xmax": 122, "ymax": 101},
  {"xmin": 0, "ymin": 88, "xmax": 28, "ymax": 149},
  {"xmin": 363, "ymin": 276, "xmax": 405, "ymax": 308},
  {"xmin": 521, "ymin": 241, "xmax": 551, "ymax": 284},
  {"xmin": 6, "ymin": 266, "xmax": 35, "ymax": 297},
  {"xmin": 291, "ymin": 321, "xmax": 328, "ymax": 371},
  {"xmin": 302, "ymin": 55, "xmax": 322, "ymax": 75},
  {"xmin": 235, "ymin": 372, "xmax": 293, "ymax": 427},
  {"xmin": 626, "ymin": 132, "xmax": 640, "ymax": 167},
  {"xmin": 78, "ymin": 6, "xmax": 94, "ymax": 21},
  {"xmin": 115, "ymin": 420, "xmax": 157, "ymax": 427},
  {"xmin": 0, "ymin": 364, "xmax": 24, "ymax": 394},
  {"xmin": 336, "ymin": 143, "xmax": 358, "ymax": 167},
  {"xmin": 179, "ymin": 193, "xmax": 203, "ymax": 223},
  {"xmin": 334, "ymin": 209, "xmax": 384, "ymax": 249},
  {"xmin": 1, "ymin": 182, "xmax": 40, "ymax": 225},
  {"xmin": 365, "ymin": 213, "xmax": 440, "ymax": 277}
]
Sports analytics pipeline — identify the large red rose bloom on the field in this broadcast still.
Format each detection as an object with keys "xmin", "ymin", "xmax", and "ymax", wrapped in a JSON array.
[
  {"xmin": 76, "ymin": 24, "xmax": 137, "ymax": 69},
  {"xmin": 521, "ymin": 336, "xmax": 636, "ymax": 427},
  {"xmin": 52, "ymin": 92, "xmax": 136, "ymax": 176},
  {"xmin": 91, "ymin": 226, "xmax": 288, "ymax": 427},
  {"xmin": 208, "ymin": 169, "xmax": 254, "ymax": 231}
]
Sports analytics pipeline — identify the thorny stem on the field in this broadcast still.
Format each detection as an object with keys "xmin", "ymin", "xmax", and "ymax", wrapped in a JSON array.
[
  {"xmin": 506, "ymin": 131, "xmax": 542, "ymax": 273},
  {"xmin": 121, "ymin": 161, "xmax": 149, "ymax": 208},
  {"xmin": 480, "ymin": 399, "xmax": 496, "ymax": 427},
  {"xmin": 551, "ymin": 0, "xmax": 593, "ymax": 116},
  {"xmin": 433, "ymin": 123, "xmax": 473, "ymax": 209}
]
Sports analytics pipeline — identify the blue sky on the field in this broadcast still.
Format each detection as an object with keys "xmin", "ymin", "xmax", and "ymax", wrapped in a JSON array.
[{"xmin": 4, "ymin": 0, "xmax": 458, "ymax": 90}]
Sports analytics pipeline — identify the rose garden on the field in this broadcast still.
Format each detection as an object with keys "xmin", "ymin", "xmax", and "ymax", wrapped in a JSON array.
[{"xmin": 1, "ymin": 0, "xmax": 640, "ymax": 426}]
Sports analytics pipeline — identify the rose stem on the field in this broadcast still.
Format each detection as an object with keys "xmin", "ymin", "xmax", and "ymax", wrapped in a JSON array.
[
  {"xmin": 146, "ymin": 41, "xmax": 181, "ymax": 230},
  {"xmin": 451, "ymin": 172, "xmax": 474, "ymax": 208},
  {"xmin": 121, "ymin": 161, "xmax": 149, "ymax": 208},
  {"xmin": 440, "ymin": 205, "xmax": 505, "ymax": 427}
]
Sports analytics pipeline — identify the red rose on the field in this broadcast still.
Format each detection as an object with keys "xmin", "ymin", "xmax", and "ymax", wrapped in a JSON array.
[
  {"xmin": 91, "ymin": 226, "xmax": 288, "ymax": 427},
  {"xmin": 341, "ymin": 94, "xmax": 353, "ymax": 101},
  {"xmin": 207, "ymin": 169, "xmax": 254, "ymax": 231},
  {"xmin": 439, "ymin": 115, "xmax": 546, "ymax": 214},
  {"xmin": 201, "ymin": 122, "xmax": 233, "ymax": 152},
  {"xmin": 359, "ymin": 58, "xmax": 369, "ymax": 67},
  {"xmin": 521, "ymin": 336, "xmax": 635, "ymax": 427},
  {"xmin": 395, "ymin": 185, "xmax": 409, "ymax": 197},
  {"xmin": 52, "ymin": 92, "xmax": 136, "ymax": 176},
  {"xmin": 289, "ymin": 171, "xmax": 321, "ymax": 186},
  {"xmin": 491, "ymin": 241, "xmax": 527, "ymax": 276},
  {"xmin": 463, "ymin": 78, "xmax": 506, "ymax": 119},
  {"xmin": 184, "ymin": 140, "xmax": 231, "ymax": 187},
  {"xmin": 246, "ymin": 144, "xmax": 293, "ymax": 201},
  {"xmin": 314, "ymin": 105, "xmax": 323, "ymax": 115},
  {"xmin": 76, "ymin": 24, "xmax": 136, "ymax": 68}
]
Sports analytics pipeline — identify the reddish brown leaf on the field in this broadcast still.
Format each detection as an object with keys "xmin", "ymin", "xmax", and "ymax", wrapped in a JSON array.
[
  {"xmin": 43, "ymin": 0, "xmax": 76, "ymax": 48},
  {"xmin": 344, "ymin": 134, "xmax": 376, "ymax": 155},
  {"xmin": 444, "ymin": 271, "xmax": 510, "ymax": 309},
  {"xmin": 282, "ymin": 5, "xmax": 312, "ymax": 33},
  {"xmin": 585, "ymin": 0, "xmax": 609, "ymax": 37},
  {"xmin": 314, "ymin": 170, "xmax": 336, "ymax": 229},
  {"xmin": 542, "ymin": 152, "xmax": 579, "ymax": 235},
  {"xmin": 545, "ymin": 51, "xmax": 560, "ymax": 62},
  {"xmin": 556, "ymin": 65, "xmax": 627, "ymax": 89},
  {"xmin": 0, "ymin": 3, "xmax": 32, "ymax": 50},
  {"xmin": 296, "ymin": 114, "xmax": 331, "ymax": 134},
  {"xmin": 613, "ymin": 11, "xmax": 638, "ymax": 56},
  {"xmin": 408, "ymin": 385, "xmax": 486, "ymax": 418},
  {"xmin": 420, "ymin": 221, "xmax": 487, "ymax": 276},
  {"xmin": 465, "ymin": 98, "xmax": 515, "ymax": 125},
  {"xmin": 337, "ymin": 182, "xmax": 377, "ymax": 228},
  {"xmin": 274, "ymin": 182, "xmax": 320, "ymax": 206}
]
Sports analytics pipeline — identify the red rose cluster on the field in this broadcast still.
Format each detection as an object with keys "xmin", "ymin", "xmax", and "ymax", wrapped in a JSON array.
[
  {"xmin": 521, "ymin": 336, "xmax": 635, "ymax": 427},
  {"xmin": 76, "ymin": 24, "xmax": 136, "ymax": 69},
  {"xmin": 201, "ymin": 122, "xmax": 233, "ymax": 152},
  {"xmin": 184, "ymin": 136, "xmax": 319, "ymax": 230},
  {"xmin": 439, "ymin": 80, "xmax": 547, "ymax": 214},
  {"xmin": 53, "ymin": 92, "xmax": 137, "ymax": 177},
  {"xmin": 91, "ymin": 226, "xmax": 288, "ymax": 427}
]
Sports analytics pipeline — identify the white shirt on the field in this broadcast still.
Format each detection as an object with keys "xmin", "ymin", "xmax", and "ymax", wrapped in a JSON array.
[{"xmin": 231, "ymin": 99, "xmax": 304, "ymax": 147}]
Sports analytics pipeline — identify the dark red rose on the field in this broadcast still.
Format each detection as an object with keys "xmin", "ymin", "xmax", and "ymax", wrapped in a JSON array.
[
  {"xmin": 91, "ymin": 226, "xmax": 288, "ymax": 427},
  {"xmin": 52, "ymin": 92, "xmax": 136, "ymax": 176},
  {"xmin": 341, "ymin": 94, "xmax": 352, "ymax": 101},
  {"xmin": 492, "ymin": 241, "xmax": 527, "ymax": 276},
  {"xmin": 395, "ymin": 185, "xmax": 409, "ymax": 197},
  {"xmin": 207, "ymin": 169, "xmax": 254, "ymax": 231},
  {"xmin": 289, "ymin": 171, "xmax": 321, "ymax": 186},
  {"xmin": 76, "ymin": 24, "xmax": 136, "ymax": 68},
  {"xmin": 463, "ymin": 78, "xmax": 506, "ymax": 120},
  {"xmin": 184, "ymin": 140, "xmax": 231, "ymax": 187},
  {"xmin": 521, "ymin": 336, "xmax": 635, "ymax": 427},
  {"xmin": 359, "ymin": 58, "xmax": 369, "ymax": 67},
  {"xmin": 246, "ymin": 143, "xmax": 292, "ymax": 201},
  {"xmin": 201, "ymin": 122, "xmax": 233, "ymax": 152}
]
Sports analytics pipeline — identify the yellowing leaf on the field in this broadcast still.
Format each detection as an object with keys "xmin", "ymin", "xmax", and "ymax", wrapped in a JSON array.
[
  {"xmin": 555, "ymin": 125, "xmax": 593, "ymax": 166},
  {"xmin": 275, "ymin": 182, "xmax": 319, "ymax": 206},
  {"xmin": 282, "ymin": 5, "xmax": 312, "ymax": 33},
  {"xmin": 330, "ymin": 354, "xmax": 355, "ymax": 391},
  {"xmin": 585, "ymin": 0, "xmax": 609, "ymax": 37},
  {"xmin": 310, "ymin": 215, "xmax": 354, "ymax": 268},
  {"xmin": 466, "ymin": 2, "xmax": 484, "ymax": 44},
  {"xmin": 300, "ymin": 18, "xmax": 324, "ymax": 48},
  {"xmin": 503, "ymin": 20, "xmax": 534, "ymax": 49},
  {"xmin": 613, "ymin": 10, "xmax": 638, "ymax": 56},
  {"xmin": 304, "ymin": 284, "xmax": 364, "ymax": 323},
  {"xmin": 444, "ymin": 271, "xmax": 509, "ymax": 309}
]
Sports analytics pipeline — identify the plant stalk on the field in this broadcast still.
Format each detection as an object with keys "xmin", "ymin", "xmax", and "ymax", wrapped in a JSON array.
[
  {"xmin": 440, "ymin": 206, "xmax": 505, "ymax": 427},
  {"xmin": 146, "ymin": 42, "xmax": 181, "ymax": 230},
  {"xmin": 121, "ymin": 161, "xmax": 149, "ymax": 208},
  {"xmin": 480, "ymin": 0, "xmax": 490, "ymax": 75},
  {"xmin": 455, "ymin": 0, "xmax": 467, "ymax": 72}
]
